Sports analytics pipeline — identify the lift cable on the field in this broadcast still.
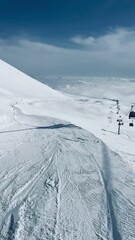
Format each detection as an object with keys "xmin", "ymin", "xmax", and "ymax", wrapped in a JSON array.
[{"xmin": 121, "ymin": 110, "xmax": 131, "ymax": 120}]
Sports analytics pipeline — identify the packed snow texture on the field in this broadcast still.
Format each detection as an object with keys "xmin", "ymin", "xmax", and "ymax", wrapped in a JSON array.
[{"xmin": 0, "ymin": 59, "xmax": 135, "ymax": 240}]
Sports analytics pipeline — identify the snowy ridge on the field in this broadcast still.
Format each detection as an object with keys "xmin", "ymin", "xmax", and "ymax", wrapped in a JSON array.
[
  {"xmin": 0, "ymin": 59, "xmax": 64, "ymax": 98},
  {"xmin": 0, "ymin": 59, "xmax": 135, "ymax": 239}
]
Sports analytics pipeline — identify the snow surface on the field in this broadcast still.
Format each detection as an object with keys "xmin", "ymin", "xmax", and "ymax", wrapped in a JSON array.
[{"xmin": 0, "ymin": 59, "xmax": 135, "ymax": 239}]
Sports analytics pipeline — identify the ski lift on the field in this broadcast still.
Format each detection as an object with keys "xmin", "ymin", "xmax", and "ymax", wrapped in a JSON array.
[
  {"xmin": 117, "ymin": 116, "xmax": 124, "ymax": 125},
  {"xmin": 129, "ymin": 119, "xmax": 134, "ymax": 127},
  {"xmin": 129, "ymin": 122, "xmax": 134, "ymax": 127},
  {"xmin": 117, "ymin": 116, "xmax": 124, "ymax": 134},
  {"xmin": 129, "ymin": 111, "xmax": 135, "ymax": 119}
]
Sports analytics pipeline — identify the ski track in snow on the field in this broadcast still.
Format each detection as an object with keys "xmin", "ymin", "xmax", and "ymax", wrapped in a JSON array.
[
  {"xmin": 1, "ymin": 120, "xmax": 134, "ymax": 240},
  {"xmin": 0, "ymin": 107, "xmax": 135, "ymax": 239}
]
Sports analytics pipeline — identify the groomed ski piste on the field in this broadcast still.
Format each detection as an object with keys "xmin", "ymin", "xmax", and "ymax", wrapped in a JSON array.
[{"xmin": 0, "ymin": 59, "xmax": 135, "ymax": 240}]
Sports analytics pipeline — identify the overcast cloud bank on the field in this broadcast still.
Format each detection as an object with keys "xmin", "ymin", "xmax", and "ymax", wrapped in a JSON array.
[{"xmin": 0, "ymin": 28, "xmax": 135, "ymax": 78}]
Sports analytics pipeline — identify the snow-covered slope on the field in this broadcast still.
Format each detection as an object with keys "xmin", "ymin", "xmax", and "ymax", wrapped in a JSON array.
[
  {"xmin": 0, "ymin": 59, "xmax": 67, "ymax": 130},
  {"xmin": 0, "ymin": 59, "xmax": 63, "ymax": 99},
  {"xmin": 0, "ymin": 59, "xmax": 135, "ymax": 240}
]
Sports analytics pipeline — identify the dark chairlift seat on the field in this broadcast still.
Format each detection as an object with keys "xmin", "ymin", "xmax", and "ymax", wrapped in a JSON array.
[{"xmin": 129, "ymin": 111, "xmax": 135, "ymax": 119}]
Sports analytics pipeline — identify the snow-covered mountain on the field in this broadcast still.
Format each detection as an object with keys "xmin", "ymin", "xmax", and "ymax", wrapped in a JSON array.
[{"xmin": 0, "ymin": 59, "xmax": 135, "ymax": 240}]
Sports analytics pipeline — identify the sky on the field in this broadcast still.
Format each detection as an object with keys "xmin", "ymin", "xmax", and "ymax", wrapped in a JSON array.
[{"xmin": 0, "ymin": 0, "xmax": 135, "ymax": 78}]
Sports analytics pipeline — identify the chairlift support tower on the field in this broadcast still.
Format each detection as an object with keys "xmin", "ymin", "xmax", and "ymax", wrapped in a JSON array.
[{"xmin": 117, "ymin": 116, "xmax": 123, "ymax": 135}]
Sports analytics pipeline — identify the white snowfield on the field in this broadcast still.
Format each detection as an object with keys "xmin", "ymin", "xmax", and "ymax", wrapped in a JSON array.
[{"xmin": 0, "ymin": 59, "xmax": 135, "ymax": 240}]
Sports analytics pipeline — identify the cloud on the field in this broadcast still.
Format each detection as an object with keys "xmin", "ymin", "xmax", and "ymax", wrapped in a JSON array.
[
  {"xmin": 71, "ymin": 28, "xmax": 135, "ymax": 51},
  {"xmin": 71, "ymin": 36, "xmax": 95, "ymax": 46},
  {"xmin": 0, "ymin": 28, "xmax": 135, "ymax": 78}
]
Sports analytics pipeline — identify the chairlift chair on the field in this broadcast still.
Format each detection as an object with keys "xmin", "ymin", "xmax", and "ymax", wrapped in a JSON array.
[
  {"xmin": 129, "ymin": 122, "xmax": 134, "ymax": 127},
  {"xmin": 129, "ymin": 111, "xmax": 135, "ymax": 119}
]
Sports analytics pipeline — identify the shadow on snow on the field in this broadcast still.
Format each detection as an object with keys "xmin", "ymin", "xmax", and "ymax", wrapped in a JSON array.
[
  {"xmin": 101, "ymin": 143, "xmax": 122, "ymax": 240},
  {"xmin": 0, "ymin": 123, "xmax": 79, "ymax": 134}
]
